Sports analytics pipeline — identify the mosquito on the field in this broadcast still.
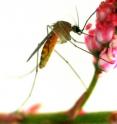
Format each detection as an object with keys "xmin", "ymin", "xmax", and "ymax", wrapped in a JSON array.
[{"xmin": 18, "ymin": 9, "xmax": 97, "ymax": 110}]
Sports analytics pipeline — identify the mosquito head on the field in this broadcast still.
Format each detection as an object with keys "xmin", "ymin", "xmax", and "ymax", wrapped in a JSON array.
[{"xmin": 72, "ymin": 25, "xmax": 81, "ymax": 34}]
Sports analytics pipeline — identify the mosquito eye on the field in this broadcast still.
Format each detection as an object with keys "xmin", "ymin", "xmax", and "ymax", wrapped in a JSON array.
[{"xmin": 72, "ymin": 26, "xmax": 80, "ymax": 33}]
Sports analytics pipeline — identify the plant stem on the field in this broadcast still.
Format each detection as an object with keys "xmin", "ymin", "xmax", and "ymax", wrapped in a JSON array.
[
  {"xmin": 67, "ymin": 63, "xmax": 101, "ymax": 119},
  {"xmin": 0, "ymin": 111, "xmax": 116, "ymax": 124}
]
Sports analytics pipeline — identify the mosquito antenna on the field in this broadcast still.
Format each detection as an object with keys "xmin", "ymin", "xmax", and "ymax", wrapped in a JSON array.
[
  {"xmin": 75, "ymin": 6, "xmax": 79, "ymax": 27},
  {"xmin": 54, "ymin": 49, "xmax": 87, "ymax": 89}
]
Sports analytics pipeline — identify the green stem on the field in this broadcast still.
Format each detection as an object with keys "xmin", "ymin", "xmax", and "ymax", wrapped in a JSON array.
[
  {"xmin": 81, "ymin": 64, "xmax": 101, "ymax": 107},
  {"xmin": 0, "ymin": 111, "xmax": 116, "ymax": 124},
  {"xmin": 67, "ymin": 64, "xmax": 101, "ymax": 118}
]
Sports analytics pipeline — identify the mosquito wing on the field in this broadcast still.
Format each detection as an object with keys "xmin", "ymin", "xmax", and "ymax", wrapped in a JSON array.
[{"xmin": 27, "ymin": 32, "xmax": 52, "ymax": 62}]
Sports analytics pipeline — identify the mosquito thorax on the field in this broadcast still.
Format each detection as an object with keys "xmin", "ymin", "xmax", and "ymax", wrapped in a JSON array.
[{"xmin": 72, "ymin": 25, "xmax": 82, "ymax": 34}]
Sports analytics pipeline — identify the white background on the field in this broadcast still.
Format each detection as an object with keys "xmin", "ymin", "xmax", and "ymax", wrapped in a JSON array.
[{"xmin": 0, "ymin": 0, "xmax": 117, "ymax": 113}]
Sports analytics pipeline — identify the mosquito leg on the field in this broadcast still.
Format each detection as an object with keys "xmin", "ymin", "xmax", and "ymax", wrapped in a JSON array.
[
  {"xmin": 69, "ymin": 40, "xmax": 112, "ymax": 64},
  {"xmin": 16, "ymin": 67, "xmax": 36, "ymax": 79},
  {"xmin": 54, "ymin": 50, "xmax": 87, "ymax": 89},
  {"xmin": 47, "ymin": 24, "xmax": 87, "ymax": 89},
  {"xmin": 17, "ymin": 48, "xmax": 39, "ymax": 111},
  {"xmin": 71, "ymin": 37, "xmax": 85, "ymax": 44},
  {"xmin": 18, "ymin": 25, "xmax": 53, "ymax": 109}
]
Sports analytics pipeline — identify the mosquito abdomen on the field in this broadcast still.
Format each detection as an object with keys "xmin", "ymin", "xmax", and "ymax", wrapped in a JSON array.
[{"xmin": 39, "ymin": 33, "xmax": 58, "ymax": 68}]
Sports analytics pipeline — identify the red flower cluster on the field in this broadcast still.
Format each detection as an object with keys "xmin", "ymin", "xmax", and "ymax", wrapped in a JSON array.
[{"xmin": 85, "ymin": 0, "xmax": 117, "ymax": 71}]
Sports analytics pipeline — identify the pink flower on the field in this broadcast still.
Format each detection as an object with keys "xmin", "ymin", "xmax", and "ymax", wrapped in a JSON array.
[
  {"xmin": 111, "ymin": 14, "xmax": 117, "ymax": 26},
  {"xmin": 85, "ymin": 0, "xmax": 117, "ymax": 71},
  {"xmin": 24, "ymin": 104, "xmax": 41, "ymax": 114},
  {"xmin": 96, "ymin": 22, "xmax": 115, "ymax": 43},
  {"xmin": 85, "ymin": 23, "xmax": 92, "ymax": 30},
  {"xmin": 98, "ymin": 35, "xmax": 117, "ymax": 71},
  {"xmin": 98, "ymin": 48, "xmax": 115, "ymax": 71},
  {"xmin": 96, "ymin": 1, "xmax": 114, "ymax": 21},
  {"xmin": 109, "ymin": 35, "xmax": 117, "ymax": 58},
  {"xmin": 106, "ymin": 0, "xmax": 116, "ymax": 3},
  {"xmin": 85, "ymin": 29, "xmax": 102, "ymax": 52}
]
